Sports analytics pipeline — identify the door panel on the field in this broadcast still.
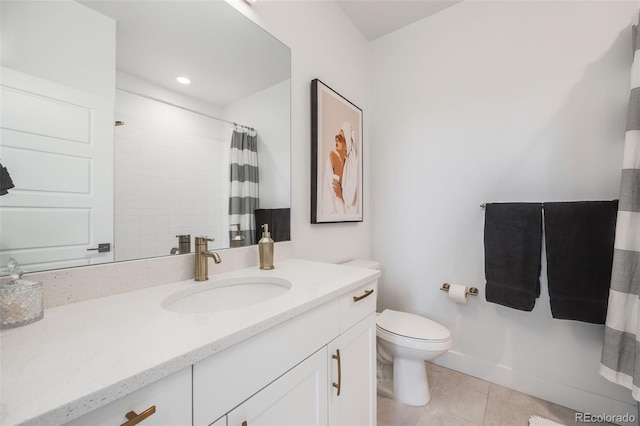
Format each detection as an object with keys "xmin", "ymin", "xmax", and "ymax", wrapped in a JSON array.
[
  {"xmin": 328, "ymin": 313, "xmax": 376, "ymax": 426},
  {"xmin": 0, "ymin": 67, "xmax": 114, "ymax": 273},
  {"xmin": 227, "ymin": 348, "xmax": 328, "ymax": 426}
]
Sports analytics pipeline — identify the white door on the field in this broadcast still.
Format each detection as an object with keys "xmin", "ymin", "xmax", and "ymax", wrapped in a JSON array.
[
  {"xmin": 328, "ymin": 313, "xmax": 377, "ymax": 426},
  {"xmin": 0, "ymin": 66, "xmax": 114, "ymax": 273},
  {"xmin": 227, "ymin": 348, "xmax": 328, "ymax": 426}
]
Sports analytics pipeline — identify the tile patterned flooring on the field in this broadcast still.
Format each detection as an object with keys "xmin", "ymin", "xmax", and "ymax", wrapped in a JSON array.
[{"xmin": 377, "ymin": 362, "xmax": 619, "ymax": 426}]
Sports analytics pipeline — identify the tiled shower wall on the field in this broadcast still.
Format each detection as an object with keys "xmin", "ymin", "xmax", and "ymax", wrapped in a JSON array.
[{"xmin": 114, "ymin": 93, "xmax": 229, "ymax": 261}]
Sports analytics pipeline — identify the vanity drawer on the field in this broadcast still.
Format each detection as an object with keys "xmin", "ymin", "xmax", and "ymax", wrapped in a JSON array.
[
  {"xmin": 192, "ymin": 300, "xmax": 340, "ymax": 426},
  {"xmin": 65, "ymin": 367, "xmax": 191, "ymax": 426},
  {"xmin": 340, "ymin": 280, "xmax": 378, "ymax": 333}
]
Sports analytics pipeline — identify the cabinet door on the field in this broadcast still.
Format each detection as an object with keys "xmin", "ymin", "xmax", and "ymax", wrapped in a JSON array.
[
  {"xmin": 64, "ymin": 367, "xmax": 191, "ymax": 426},
  {"xmin": 227, "ymin": 348, "xmax": 328, "ymax": 426},
  {"xmin": 328, "ymin": 313, "xmax": 376, "ymax": 426}
]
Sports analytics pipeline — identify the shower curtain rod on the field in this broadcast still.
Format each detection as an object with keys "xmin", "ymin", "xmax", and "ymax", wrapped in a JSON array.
[{"xmin": 115, "ymin": 87, "xmax": 255, "ymax": 131}]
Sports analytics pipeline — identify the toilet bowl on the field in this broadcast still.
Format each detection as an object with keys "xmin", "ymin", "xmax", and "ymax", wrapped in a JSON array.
[
  {"xmin": 376, "ymin": 309, "xmax": 451, "ymax": 406},
  {"xmin": 340, "ymin": 259, "xmax": 452, "ymax": 407}
]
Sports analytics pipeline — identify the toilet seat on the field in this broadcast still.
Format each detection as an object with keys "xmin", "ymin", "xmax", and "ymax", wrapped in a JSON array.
[{"xmin": 376, "ymin": 309, "xmax": 451, "ymax": 351}]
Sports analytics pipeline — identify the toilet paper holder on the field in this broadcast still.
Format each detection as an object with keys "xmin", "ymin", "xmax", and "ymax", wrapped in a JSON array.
[{"xmin": 440, "ymin": 283, "xmax": 479, "ymax": 296}]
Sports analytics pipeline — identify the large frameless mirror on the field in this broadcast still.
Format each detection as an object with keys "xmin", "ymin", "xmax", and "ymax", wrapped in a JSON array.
[{"xmin": 0, "ymin": 0, "xmax": 291, "ymax": 275}]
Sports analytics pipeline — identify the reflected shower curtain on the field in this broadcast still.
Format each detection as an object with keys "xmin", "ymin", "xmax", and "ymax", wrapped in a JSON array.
[
  {"xmin": 229, "ymin": 128, "xmax": 259, "ymax": 245},
  {"xmin": 600, "ymin": 18, "xmax": 640, "ymax": 401}
]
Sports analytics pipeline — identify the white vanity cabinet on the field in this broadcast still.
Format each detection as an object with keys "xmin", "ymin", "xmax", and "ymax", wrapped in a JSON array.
[
  {"xmin": 328, "ymin": 283, "xmax": 377, "ymax": 426},
  {"xmin": 192, "ymin": 301, "xmax": 340, "ymax": 426},
  {"xmin": 65, "ymin": 366, "xmax": 191, "ymax": 426},
  {"xmin": 328, "ymin": 313, "xmax": 376, "ymax": 426},
  {"xmin": 193, "ymin": 280, "xmax": 378, "ymax": 426},
  {"xmin": 2, "ymin": 260, "xmax": 382, "ymax": 426},
  {"xmin": 63, "ymin": 280, "xmax": 378, "ymax": 426},
  {"xmin": 227, "ymin": 348, "xmax": 328, "ymax": 426}
]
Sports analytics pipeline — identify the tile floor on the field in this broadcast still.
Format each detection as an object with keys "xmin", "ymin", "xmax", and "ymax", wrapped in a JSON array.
[{"xmin": 377, "ymin": 362, "xmax": 621, "ymax": 426}]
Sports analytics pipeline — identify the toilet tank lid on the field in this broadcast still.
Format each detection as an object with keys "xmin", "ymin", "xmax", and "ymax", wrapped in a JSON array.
[
  {"xmin": 341, "ymin": 259, "xmax": 380, "ymax": 270},
  {"xmin": 377, "ymin": 309, "xmax": 450, "ymax": 341}
]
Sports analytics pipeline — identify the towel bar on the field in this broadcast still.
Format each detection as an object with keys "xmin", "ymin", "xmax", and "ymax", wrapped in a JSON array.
[{"xmin": 440, "ymin": 283, "xmax": 479, "ymax": 296}]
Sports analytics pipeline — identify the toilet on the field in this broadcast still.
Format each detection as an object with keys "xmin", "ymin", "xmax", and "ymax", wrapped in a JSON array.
[{"xmin": 341, "ymin": 259, "xmax": 452, "ymax": 406}]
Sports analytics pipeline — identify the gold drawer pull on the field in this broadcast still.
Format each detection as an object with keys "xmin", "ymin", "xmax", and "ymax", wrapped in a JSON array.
[
  {"xmin": 353, "ymin": 289, "xmax": 374, "ymax": 302},
  {"xmin": 121, "ymin": 406, "xmax": 156, "ymax": 426},
  {"xmin": 332, "ymin": 349, "xmax": 342, "ymax": 396}
]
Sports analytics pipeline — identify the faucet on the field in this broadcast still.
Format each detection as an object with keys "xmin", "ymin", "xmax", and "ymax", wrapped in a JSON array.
[
  {"xmin": 171, "ymin": 234, "xmax": 191, "ymax": 255},
  {"xmin": 195, "ymin": 236, "xmax": 221, "ymax": 281}
]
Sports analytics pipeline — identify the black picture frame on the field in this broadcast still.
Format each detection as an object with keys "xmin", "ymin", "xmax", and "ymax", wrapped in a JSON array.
[{"xmin": 311, "ymin": 79, "xmax": 363, "ymax": 224}]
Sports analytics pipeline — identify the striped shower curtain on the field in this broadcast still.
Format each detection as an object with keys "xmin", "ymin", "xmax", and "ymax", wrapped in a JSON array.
[
  {"xmin": 600, "ymin": 19, "xmax": 640, "ymax": 401},
  {"xmin": 229, "ymin": 128, "xmax": 259, "ymax": 245}
]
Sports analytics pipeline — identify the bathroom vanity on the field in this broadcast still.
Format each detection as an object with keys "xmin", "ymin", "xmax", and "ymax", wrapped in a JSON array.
[{"xmin": 0, "ymin": 259, "xmax": 379, "ymax": 426}]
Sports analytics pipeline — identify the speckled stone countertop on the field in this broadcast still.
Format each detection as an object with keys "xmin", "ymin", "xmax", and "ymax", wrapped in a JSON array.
[{"xmin": 0, "ymin": 259, "xmax": 380, "ymax": 426}]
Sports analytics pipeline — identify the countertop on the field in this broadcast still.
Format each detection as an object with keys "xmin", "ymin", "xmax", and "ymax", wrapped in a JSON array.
[{"xmin": 0, "ymin": 258, "xmax": 380, "ymax": 426}]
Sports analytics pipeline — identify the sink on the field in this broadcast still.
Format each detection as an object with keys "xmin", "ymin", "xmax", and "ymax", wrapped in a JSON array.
[{"xmin": 161, "ymin": 276, "xmax": 292, "ymax": 313}]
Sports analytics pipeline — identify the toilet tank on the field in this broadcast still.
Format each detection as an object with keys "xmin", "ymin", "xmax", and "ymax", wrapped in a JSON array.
[{"xmin": 341, "ymin": 259, "xmax": 380, "ymax": 270}]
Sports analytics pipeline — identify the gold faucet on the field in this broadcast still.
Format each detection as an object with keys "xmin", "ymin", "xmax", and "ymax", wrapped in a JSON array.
[{"xmin": 195, "ymin": 237, "xmax": 221, "ymax": 281}]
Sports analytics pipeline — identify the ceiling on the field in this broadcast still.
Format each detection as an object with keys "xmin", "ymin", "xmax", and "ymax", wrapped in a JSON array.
[
  {"xmin": 80, "ymin": 1, "xmax": 290, "ymax": 106},
  {"xmin": 335, "ymin": 0, "xmax": 462, "ymax": 41},
  {"xmin": 77, "ymin": 0, "xmax": 460, "ymax": 107}
]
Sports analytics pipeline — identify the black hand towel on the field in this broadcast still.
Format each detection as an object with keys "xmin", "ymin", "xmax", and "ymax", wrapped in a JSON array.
[
  {"xmin": 254, "ymin": 208, "xmax": 291, "ymax": 242},
  {"xmin": 544, "ymin": 201, "xmax": 618, "ymax": 324},
  {"xmin": 0, "ymin": 161, "xmax": 15, "ymax": 196},
  {"xmin": 484, "ymin": 203, "xmax": 543, "ymax": 311}
]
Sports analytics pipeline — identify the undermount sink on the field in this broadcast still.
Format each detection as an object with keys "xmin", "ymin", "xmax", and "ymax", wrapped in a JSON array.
[{"xmin": 161, "ymin": 276, "xmax": 292, "ymax": 314}]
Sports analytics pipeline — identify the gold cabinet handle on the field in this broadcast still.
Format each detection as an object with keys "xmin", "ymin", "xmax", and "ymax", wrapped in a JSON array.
[
  {"xmin": 332, "ymin": 349, "xmax": 342, "ymax": 396},
  {"xmin": 353, "ymin": 289, "xmax": 374, "ymax": 302},
  {"xmin": 121, "ymin": 406, "xmax": 156, "ymax": 426}
]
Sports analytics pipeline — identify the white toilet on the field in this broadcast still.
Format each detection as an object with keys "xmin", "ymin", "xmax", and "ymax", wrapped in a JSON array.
[
  {"xmin": 377, "ymin": 309, "xmax": 452, "ymax": 405},
  {"xmin": 341, "ymin": 259, "xmax": 452, "ymax": 406}
]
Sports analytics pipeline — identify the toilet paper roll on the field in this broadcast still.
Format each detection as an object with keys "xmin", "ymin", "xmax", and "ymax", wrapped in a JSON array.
[{"xmin": 448, "ymin": 283, "xmax": 468, "ymax": 304}]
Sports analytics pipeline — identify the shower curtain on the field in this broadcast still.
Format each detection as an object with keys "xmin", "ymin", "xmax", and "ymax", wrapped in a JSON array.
[
  {"xmin": 229, "ymin": 128, "xmax": 259, "ymax": 245},
  {"xmin": 600, "ymin": 19, "xmax": 640, "ymax": 401}
]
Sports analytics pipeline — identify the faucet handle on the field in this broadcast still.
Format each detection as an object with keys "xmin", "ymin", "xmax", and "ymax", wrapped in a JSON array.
[
  {"xmin": 196, "ymin": 236, "xmax": 215, "ymax": 242},
  {"xmin": 195, "ymin": 236, "xmax": 215, "ymax": 247}
]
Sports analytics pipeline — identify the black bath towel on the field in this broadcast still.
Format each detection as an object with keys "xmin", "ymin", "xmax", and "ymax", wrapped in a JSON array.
[
  {"xmin": 254, "ymin": 208, "xmax": 291, "ymax": 243},
  {"xmin": 484, "ymin": 203, "xmax": 544, "ymax": 311},
  {"xmin": 544, "ymin": 201, "xmax": 618, "ymax": 324}
]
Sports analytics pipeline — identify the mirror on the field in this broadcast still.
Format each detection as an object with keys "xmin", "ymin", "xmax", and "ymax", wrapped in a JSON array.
[{"xmin": 0, "ymin": 1, "xmax": 291, "ymax": 275}]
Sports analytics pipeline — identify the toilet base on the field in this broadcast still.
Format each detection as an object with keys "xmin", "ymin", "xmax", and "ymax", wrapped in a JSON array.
[
  {"xmin": 376, "ymin": 358, "xmax": 432, "ymax": 406},
  {"xmin": 393, "ymin": 358, "xmax": 431, "ymax": 406}
]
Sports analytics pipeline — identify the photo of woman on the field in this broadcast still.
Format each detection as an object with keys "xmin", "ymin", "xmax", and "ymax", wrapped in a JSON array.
[{"xmin": 311, "ymin": 79, "xmax": 363, "ymax": 223}]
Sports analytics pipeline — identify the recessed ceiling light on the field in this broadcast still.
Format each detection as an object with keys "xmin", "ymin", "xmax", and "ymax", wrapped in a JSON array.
[{"xmin": 176, "ymin": 76, "xmax": 191, "ymax": 85}]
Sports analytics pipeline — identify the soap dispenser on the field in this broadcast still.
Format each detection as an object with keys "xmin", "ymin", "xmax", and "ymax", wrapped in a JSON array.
[{"xmin": 258, "ymin": 224, "xmax": 274, "ymax": 270}]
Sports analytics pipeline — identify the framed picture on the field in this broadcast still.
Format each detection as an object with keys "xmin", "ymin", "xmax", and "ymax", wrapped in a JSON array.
[{"xmin": 311, "ymin": 79, "xmax": 363, "ymax": 223}]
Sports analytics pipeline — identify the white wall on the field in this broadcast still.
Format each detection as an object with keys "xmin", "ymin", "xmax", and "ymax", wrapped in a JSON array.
[
  {"xmin": 113, "ymin": 73, "xmax": 229, "ymax": 257},
  {"xmin": 0, "ymin": 0, "xmax": 115, "ymax": 100},
  {"xmin": 368, "ymin": 0, "xmax": 640, "ymax": 416},
  {"xmin": 229, "ymin": 0, "xmax": 371, "ymax": 263}
]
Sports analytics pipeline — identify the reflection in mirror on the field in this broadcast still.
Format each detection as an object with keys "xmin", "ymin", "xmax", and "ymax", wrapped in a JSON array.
[{"xmin": 0, "ymin": 1, "xmax": 291, "ymax": 275}]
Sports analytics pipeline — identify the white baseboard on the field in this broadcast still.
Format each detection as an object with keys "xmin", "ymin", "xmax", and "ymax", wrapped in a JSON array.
[{"xmin": 435, "ymin": 351, "xmax": 638, "ymax": 425}]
